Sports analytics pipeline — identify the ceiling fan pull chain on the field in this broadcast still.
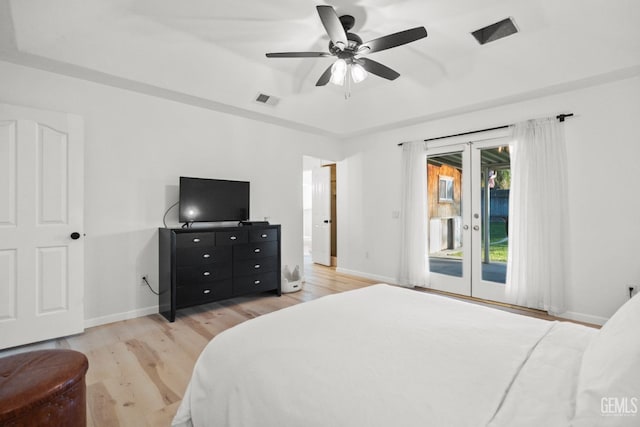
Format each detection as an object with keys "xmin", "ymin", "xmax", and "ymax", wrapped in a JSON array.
[{"xmin": 345, "ymin": 70, "xmax": 351, "ymax": 100}]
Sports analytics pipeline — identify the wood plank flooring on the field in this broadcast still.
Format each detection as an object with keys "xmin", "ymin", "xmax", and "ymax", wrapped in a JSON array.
[{"xmin": 0, "ymin": 263, "xmax": 597, "ymax": 426}]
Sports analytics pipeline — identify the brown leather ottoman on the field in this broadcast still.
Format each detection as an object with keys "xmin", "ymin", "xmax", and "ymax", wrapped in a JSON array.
[{"xmin": 0, "ymin": 349, "xmax": 89, "ymax": 427}]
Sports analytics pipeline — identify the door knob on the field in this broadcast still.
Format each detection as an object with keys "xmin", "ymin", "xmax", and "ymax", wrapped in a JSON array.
[
  {"xmin": 473, "ymin": 225, "xmax": 480, "ymax": 231},
  {"xmin": 70, "ymin": 232, "xmax": 81, "ymax": 240},
  {"xmin": 463, "ymin": 225, "xmax": 469, "ymax": 230}
]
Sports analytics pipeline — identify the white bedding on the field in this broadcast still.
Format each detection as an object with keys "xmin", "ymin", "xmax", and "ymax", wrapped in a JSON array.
[
  {"xmin": 173, "ymin": 284, "xmax": 595, "ymax": 427},
  {"xmin": 489, "ymin": 322, "xmax": 594, "ymax": 426}
]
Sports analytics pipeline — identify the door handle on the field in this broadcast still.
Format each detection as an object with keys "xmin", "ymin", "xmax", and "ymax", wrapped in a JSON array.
[
  {"xmin": 70, "ymin": 232, "xmax": 81, "ymax": 240},
  {"xmin": 323, "ymin": 220, "xmax": 331, "ymax": 224}
]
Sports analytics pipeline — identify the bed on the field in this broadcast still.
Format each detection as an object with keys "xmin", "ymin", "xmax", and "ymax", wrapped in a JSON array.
[{"xmin": 172, "ymin": 284, "xmax": 640, "ymax": 427}]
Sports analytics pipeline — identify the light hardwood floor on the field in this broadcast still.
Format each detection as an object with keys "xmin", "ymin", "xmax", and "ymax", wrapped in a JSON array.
[{"xmin": 0, "ymin": 263, "xmax": 596, "ymax": 426}]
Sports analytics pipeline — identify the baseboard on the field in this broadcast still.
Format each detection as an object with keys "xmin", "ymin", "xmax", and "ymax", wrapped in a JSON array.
[
  {"xmin": 336, "ymin": 268, "xmax": 609, "ymax": 326},
  {"xmin": 84, "ymin": 305, "xmax": 158, "ymax": 329},
  {"xmin": 557, "ymin": 311, "xmax": 608, "ymax": 326},
  {"xmin": 82, "ymin": 293, "xmax": 609, "ymax": 330},
  {"xmin": 335, "ymin": 267, "xmax": 397, "ymax": 285}
]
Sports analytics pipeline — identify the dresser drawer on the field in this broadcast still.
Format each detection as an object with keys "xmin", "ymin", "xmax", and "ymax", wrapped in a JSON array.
[
  {"xmin": 176, "ymin": 280, "xmax": 233, "ymax": 307},
  {"xmin": 216, "ymin": 230, "xmax": 248, "ymax": 245},
  {"xmin": 176, "ymin": 246, "xmax": 231, "ymax": 266},
  {"xmin": 177, "ymin": 262, "xmax": 232, "ymax": 284},
  {"xmin": 234, "ymin": 256, "xmax": 278, "ymax": 276},
  {"xmin": 234, "ymin": 241, "xmax": 278, "ymax": 260},
  {"xmin": 233, "ymin": 272, "xmax": 278, "ymax": 296},
  {"xmin": 249, "ymin": 228, "xmax": 278, "ymax": 242},
  {"xmin": 176, "ymin": 232, "xmax": 216, "ymax": 248}
]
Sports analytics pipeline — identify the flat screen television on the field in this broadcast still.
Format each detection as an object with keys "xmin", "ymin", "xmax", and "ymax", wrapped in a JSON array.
[{"xmin": 179, "ymin": 177, "xmax": 250, "ymax": 223}]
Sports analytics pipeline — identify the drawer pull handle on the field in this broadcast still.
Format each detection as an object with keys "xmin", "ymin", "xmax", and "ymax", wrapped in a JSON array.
[
  {"xmin": 254, "ymin": 264, "xmax": 261, "ymax": 269},
  {"xmin": 203, "ymin": 271, "xmax": 211, "ymax": 276},
  {"xmin": 230, "ymin": 236, "xmax": 237, "ymax": 241},
  {"xmin": 203, "ymin": 254, "xmax": 211, "ymax": 259},
  {"xmin": 193, "ymin": 238, "xmax": 201, "ymax": 243},
  {"xmin": 254, "ymin": 280, "xmax": 261, "ymax": 285},
  {"xmin": 254, "ymin": 248, "xmax": 261, "ymax": 253},
  {"xmin": 261, "ymin": 234, "xmax": 268, "ymax": 238},
  {"xmin": 203, "ymin": 289, "xmax": 211, "ymax": 294}
]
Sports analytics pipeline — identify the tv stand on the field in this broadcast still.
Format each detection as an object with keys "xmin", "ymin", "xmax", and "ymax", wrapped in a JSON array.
[{"xmin": 158, "ymin": 224, "xmax": 281, "ymax": 322}]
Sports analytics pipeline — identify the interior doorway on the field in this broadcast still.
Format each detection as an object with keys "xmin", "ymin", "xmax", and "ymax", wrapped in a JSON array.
[{"xmin": 303, "ymin": 156, "xmax": 337, "ymax": 267}]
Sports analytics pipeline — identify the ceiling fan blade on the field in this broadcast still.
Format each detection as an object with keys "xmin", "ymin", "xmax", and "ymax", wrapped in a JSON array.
[
  {"xmin": 266, "ymin": 52, "xmax": 331, "ymax": 58},
  {"xmin": 315, "ymin": 64, "xmax": 333, "ymax": 86},
  {"xmin": 358, "ymin": 58, "xmax": 400, "ymax": 81},
  {"xmin": 316, "ymin": 5, "xmax": 348, "ymax": 49},
  {"xmin": 359, "ymin": 27, "xmax": 427, "ymax": 55}
]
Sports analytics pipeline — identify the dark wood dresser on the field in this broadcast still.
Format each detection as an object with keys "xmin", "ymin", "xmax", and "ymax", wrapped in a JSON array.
[{"xmin": 158, "ymin": 224, "xmax": 281, "ymax": 322}]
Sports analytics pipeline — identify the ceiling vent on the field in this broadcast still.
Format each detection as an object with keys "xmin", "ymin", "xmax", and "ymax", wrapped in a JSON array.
[
  {"xmin": 254, "ymin": 93, "xmax": 280, "ymax": 107},
  {"xmin": 471, "ymin": 17, "xmax": 518, "ymax": 45}
]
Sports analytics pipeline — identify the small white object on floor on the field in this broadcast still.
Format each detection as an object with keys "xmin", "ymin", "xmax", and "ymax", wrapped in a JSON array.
[{"xmin": 282, "ymin": 264, "xmax": 304, "ymax": 293}]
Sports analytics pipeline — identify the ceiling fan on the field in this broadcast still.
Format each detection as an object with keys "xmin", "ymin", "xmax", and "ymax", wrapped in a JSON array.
[{"xmin": 265, "ymin": 5, "xmax": 427, "ymax": 89}]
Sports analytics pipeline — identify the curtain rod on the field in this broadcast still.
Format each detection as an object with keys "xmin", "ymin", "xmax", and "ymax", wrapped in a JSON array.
[{"xmin": 397, "ymin": 113, "xmax": 574, "ymax": 146}]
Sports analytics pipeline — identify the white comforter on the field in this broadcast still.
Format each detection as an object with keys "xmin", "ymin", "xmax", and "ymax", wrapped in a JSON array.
[{"xmin": 173, "ymin": 284, "xmax": 594, "ymax": 427}]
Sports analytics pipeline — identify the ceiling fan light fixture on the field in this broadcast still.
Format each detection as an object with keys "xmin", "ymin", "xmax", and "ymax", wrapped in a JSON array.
[
  {"xmin": 330, "ymin": 59, "xmax": 347, "ymax": 86},
  {"xmin": 351, "ymin": 63, "xmax": 368, "ymax": 83},
  {"xmin": 265, "ymin": 6, "xmax": 428, "ymax": 94}
]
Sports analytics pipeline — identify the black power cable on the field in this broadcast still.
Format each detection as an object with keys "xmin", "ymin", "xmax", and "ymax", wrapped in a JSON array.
[
  {"xmin": 143, "ymin": 276, "xmax": 160, "ymax": 296},
  {"xmin": 162, "ymin": 201, "xmax": 179, "ymax": 228}
]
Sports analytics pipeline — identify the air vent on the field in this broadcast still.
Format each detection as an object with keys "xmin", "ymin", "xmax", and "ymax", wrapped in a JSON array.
[
  {"xmin": 471, "ymin": 17, "xmax": 518, "ymax": 45},
  {"xmin": 254, "ymin": 93, "xmax": 280, "ymax": 107}
]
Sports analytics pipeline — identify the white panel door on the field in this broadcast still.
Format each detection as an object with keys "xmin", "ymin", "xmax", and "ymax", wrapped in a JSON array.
[
  {"xmin": 0, "ymin": 103, "xmax": 84, "ymax": 350},
  {"xmin": 311, "ymin": 166, "xmax": 331, "ymax": 266}
]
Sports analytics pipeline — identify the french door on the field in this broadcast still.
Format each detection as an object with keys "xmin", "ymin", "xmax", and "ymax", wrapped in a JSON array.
[{"xmin": 426, "ymin": 136, "xmax": 511, "ymax": 303}]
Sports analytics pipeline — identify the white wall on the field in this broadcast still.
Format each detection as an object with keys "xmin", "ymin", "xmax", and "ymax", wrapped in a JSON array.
[
  {"xmin": 2, "ymin": 58, "xmax": 638, "ymax": 328},
  {"xmin": 302, "ymin": 156, "xmax": 323, "ymax": 246},
  {"xmin": 0, "ymin": 60, "xmax": 341, "ymax": 326},
  {"xmin": 337, "ymin": 74, "xmax": 640, "ymax": 324}
]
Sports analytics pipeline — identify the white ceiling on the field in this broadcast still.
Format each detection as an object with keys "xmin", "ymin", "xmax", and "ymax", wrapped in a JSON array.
[{"xmin": 1, "ymin": 0, "xmax": 639, "ymax": 138}]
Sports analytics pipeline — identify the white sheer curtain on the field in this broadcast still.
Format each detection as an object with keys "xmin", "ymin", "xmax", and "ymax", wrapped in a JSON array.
[
  {"xmin": 398, "ymin": 141, "xmax": 429, "ymax": 288},
  {"xmin": 506, "ymin": 118, "xmax": 569, "ymax": 314}
]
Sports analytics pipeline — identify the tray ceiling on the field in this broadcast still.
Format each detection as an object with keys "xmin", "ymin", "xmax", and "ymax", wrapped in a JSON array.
[{"xmin": 1, "ymin": 0, "xmax": 639, "ymax": 138}]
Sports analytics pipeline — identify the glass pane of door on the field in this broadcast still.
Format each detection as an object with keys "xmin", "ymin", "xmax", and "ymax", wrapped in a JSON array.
[
  {"xmin": 479, "ymin": 146, "xmax": 510, "ymax": 284},
  {"xmin": 427, "ymin": 152, "xmax": 465, "ymax": 278}
]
